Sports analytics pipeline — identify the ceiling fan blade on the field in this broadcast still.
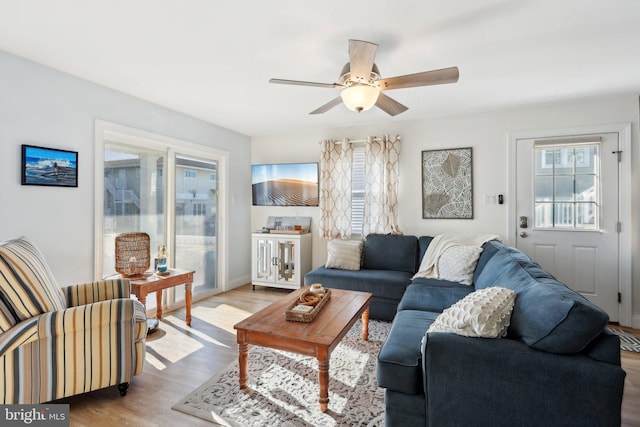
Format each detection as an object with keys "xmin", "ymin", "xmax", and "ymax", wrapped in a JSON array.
[
  {"xmin": 349, "ymin": 39, "xmax": 378, "ymax": 82},
  {"xmin": 310, "ymin": 97, "xmax": 343, "ymax": 115},
  {"xmin": 269, "ymin": 78, "xmax": 342, "ymax": 89},
  {"xmin": 378, "ymin": 67, "xmax": 459, "ymax": 90},
  {"xmin": 375, "ymin": 92, "xmax": 408, "ymax": 116}
]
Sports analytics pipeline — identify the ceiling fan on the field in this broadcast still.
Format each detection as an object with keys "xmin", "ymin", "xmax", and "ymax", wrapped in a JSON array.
[{"xmin": 269, "ymin": 39, "xmax": 459, "ymax": 116}]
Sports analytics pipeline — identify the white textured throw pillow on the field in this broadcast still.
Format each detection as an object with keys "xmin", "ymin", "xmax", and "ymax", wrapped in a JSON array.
[
  {"xmin": 325, "ymin": 240, "xmax": 363, "ymax": 271},
  {"xmin": 437, "ymin": 245, "xmax": 483, "ymax": 285},
  {"xmin": 427, "ymin": 286, "xmax": 516, "ymax": 338}
]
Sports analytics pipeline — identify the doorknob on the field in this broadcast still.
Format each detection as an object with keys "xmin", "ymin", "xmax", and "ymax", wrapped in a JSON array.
[
  {"xmin": 520, "ymin": 231, "xmax": 528, "ymax": 238},
  {"xmin": 519, "ymin": 216, "xmax": 528, "ymax": 228}
]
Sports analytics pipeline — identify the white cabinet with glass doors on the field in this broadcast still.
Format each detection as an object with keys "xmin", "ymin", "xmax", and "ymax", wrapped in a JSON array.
[{"xmin": 251, "ymin": 232, "xmax": 312, "ymax": 290}]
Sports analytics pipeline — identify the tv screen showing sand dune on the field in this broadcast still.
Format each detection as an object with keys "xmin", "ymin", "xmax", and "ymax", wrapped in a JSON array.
[{"xmin": 252, "ymin": 163, "xmax": 319, "ymax": 206}]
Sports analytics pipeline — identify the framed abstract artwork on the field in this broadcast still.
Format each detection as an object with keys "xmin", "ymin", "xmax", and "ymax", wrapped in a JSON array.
[
  {"xmin": 21, "ymin": 144, "xmax": 78, "ymax": 187},
  {"xmin": 422, "ymin": 147, "xmax": 473, "ymax": 219}
]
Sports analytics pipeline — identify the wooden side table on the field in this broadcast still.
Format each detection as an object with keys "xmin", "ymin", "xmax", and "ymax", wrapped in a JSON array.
[{"xmin": 128, "ymin": 269, "xmax": 195, "ymax": 327}]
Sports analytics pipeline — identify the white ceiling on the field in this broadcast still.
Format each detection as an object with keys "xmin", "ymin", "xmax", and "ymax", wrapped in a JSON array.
[{"xmin": 1, "ymin": 0, "xmax": 639, "ymax": 137}]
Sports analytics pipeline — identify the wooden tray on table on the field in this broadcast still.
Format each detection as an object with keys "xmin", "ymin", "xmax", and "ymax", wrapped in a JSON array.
[{"xmin": 284, "ymin": 289, "xmax": 332, "ymax": 322}]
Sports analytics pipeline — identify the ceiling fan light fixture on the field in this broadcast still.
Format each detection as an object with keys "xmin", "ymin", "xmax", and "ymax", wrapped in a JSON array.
[{"xmin": 340, "ymin": 84, "xmax": 380, "ymax": 112}]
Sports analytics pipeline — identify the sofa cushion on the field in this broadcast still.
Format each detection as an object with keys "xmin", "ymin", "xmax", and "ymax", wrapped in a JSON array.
[
  {"xmin": 472, "ymin": 239, "xmax": 502, "ymax": 284},
  {"xmin": 398, "ymin": 278, "xmax": 474, "ymax": 313},
  {"xmin": 325, "ymin": 239, "xmax": 363, "ymax": 270},
  {"xmin": 478, "ymin": 247, "xmax": 609, "ymax": 353},
  {"xmin": 418, "ymin": 235, "xmax": 434, "ymax": 263},
  {"xmin": 438, "ymin": 245, "xmax": 483, "ymax": 285},
  {"xmin": 305, "ymin": 266, "xmax": 411, "ymax": 300},
  {"xmin": 377, "ymin": 309, "xmax": 439, "ymax": 395},
  {"xmin": 427, "ymin": 286, "xmax": 516, "ymax": 338},
  {"xmin": 473, "ymin": 241, "xmax": 522, "ymax": 290},
  {"xmin": 0, "ymin": 237, "xmax": 66, "ymax": 321},
  {"xmin": 363, "ymin": 234, "xmax": 418, "ymax": 273}
]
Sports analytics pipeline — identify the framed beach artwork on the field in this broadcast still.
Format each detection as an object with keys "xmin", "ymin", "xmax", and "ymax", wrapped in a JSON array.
[
  {"xmin": 251, "ymin": 162, "xmax": 319, "ymax": 206},
  {"xmin": 21, "ymin": 144, "xmax": 78, "ymax": 187},
  {"xmin": 422, "ymin": 147, "xmax": 473, "ymax": 219}
]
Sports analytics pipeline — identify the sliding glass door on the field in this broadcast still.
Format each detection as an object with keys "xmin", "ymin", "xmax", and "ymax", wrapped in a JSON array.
[
  {"xmin": 101, "ymin": 138, "xmax": 222, "ymax": 313},
  {"xmin": 173, "ymin": 154, "xmax": 218, "ymax": 302},
  {"xmin": 103, "ymin": 143, "xmax": 165, "ymax": 309}
]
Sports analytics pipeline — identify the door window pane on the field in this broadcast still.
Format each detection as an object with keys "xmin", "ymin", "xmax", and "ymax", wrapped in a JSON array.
[
  {"xmin": 534, "ymin": 202, "xmax": 553, "ymax": 228},
  {"xmin": 553, "ymin": 203, "xmax": 574, "ymax": 228},
  {"xmin": 575, "ymin": 146, "xmax": 597, "ymax": 174},
  {"xmin": 554, "ymin": 176, "xmax": 574, "ymax": 201},
  {"xmin": 576, "ymin": 202, "xmax": 597, "ymax": 229},
  {"xmin": 535, "ymin": 149, "xmax": 553, "ymax": 174},
  {"xmin": 553, "ymin": 148, "xmax": 574, "ymax": 174},
  {"xmin": 534, "ymin": 176, "xmax": 553, "ymax": 201},
  {"xmin": 576, "ymin": 175, "xmax": 596, "ymax": 201},
  {"xmin": 533, "ymin": 143, "xmax": 599, "ymax": 230}
]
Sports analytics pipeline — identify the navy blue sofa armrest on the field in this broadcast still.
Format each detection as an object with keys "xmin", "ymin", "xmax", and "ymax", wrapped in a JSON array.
[{"xmin": 422, "ymin": 332, "xmax": 625, "ymax": 427}]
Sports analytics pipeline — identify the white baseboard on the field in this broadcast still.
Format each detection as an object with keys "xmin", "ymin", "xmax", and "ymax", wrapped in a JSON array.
[
  {"xmin": 226, "ymin": 274, "xmax": 251, "ymax": 291},
  {"xmin": 632, "ymin": 315, "xmax": 640, "ymax": 330}
]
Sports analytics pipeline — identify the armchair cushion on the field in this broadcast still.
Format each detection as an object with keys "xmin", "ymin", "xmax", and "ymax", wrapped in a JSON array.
[
  {"xmin": 0, "ymin": 298, "xmax": 17, "ymax": 333},
  {"xmin": 63, "ymin": 278, "xmax": 131, "ymax": 306},
  {"xmin": 0, "ymin": 237, "xmax": 66, "ymax": 321}
]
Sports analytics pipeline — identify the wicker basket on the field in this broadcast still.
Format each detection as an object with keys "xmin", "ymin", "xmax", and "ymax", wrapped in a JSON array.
[
  {"xmin": 115, "ymin": 232, "xmax": 150, "ymax": 277},
  {"xmin": 285, "ymin": 289, "xmax": 331, "ymax": 322}
]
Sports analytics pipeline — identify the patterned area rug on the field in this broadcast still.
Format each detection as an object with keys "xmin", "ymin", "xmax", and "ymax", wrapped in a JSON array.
[
  {"xmin": 172, "ymin": 320, "xmax": 390, "ymax": 426},
  {"xmin": 608, "ymin": 327, "xmax": 640, "ymax": 353}
]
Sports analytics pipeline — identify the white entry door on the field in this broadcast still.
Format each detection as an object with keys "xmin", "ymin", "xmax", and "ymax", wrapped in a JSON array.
[{"xmin": 515, "ymin": 132, "xmax": 620, "ymax": 321}]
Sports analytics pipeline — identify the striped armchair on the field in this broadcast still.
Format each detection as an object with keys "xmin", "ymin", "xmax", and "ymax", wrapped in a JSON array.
[{"xmin": 0, "ymin": 237, "xmax": 147, "ymax": 404}]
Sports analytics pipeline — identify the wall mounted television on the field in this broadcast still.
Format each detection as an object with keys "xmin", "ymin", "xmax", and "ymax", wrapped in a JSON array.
[{"xmin": 251, "ymin": 162, "xmax": 319, "ymax": 206}]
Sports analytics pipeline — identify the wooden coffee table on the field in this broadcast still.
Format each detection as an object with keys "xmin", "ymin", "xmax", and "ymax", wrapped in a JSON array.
[{"xmin": 234, "ymin": 287, "xmax": 372, "ymax": 412}]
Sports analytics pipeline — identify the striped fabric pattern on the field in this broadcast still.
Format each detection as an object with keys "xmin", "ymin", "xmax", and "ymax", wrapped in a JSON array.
[
  {"xmin": 0, "ymin": 298, "xmax": 147, "ymax": 404},
  {"xmin": 0, "ymin": 237, "xmax": 66, "ymax": 321},
  {"xmin": 133, "ymin": 301, "xmax": 147, "ymax": 375},
  {"xmin": 133, "ymin": 298, "xmax": 148, "ymax": 343},
  {"xmin": 0, "ymin": 298, "xmax": 17, "ymax": 333},
  {"xmin": 64, "ymin": 278, "xmax": 131, "ymax": 307},
  {"xmin": 0, "ymin": 317, "xmax": 39, "ymax": 355}
]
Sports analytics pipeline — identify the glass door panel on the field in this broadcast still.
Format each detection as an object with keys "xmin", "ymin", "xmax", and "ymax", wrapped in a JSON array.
[
  {"xmin": 173, "ymin": 154, "xmax": 218, "ymax": 302},
  {"xmin": 253, "ymin": 237, "xmax": 275, "ymax": 282},
  {"xmin": 103, "ymin": 143, "xmax": 165, "ymax": 310},
  {"xmin": 276, "ymin": 239, "xmax": 296, "ymax": 284}
]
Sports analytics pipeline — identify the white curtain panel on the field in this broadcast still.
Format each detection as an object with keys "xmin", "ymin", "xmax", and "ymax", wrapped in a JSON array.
[
  {"xmin": 363, "ymin": 135, "xmax": 401, "ymax": 235},
  {"xmin": 319, "ymin": 139, "xmax": 353, "ymax": 238},
  {"xmin": 319, "ymin": 135, "xmax": 401, "ymax": 239}
]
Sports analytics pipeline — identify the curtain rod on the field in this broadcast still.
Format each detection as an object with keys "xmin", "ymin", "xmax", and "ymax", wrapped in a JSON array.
[
  {"xmin": 318, "ymin": 135, "xmax": 400, "ymax": 144},
  {"xmin": 317, "ymin": 138, "xmax": 367, "ymax": 144}
]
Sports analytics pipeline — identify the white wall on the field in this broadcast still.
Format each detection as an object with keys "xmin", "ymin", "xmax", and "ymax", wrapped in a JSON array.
[
  {"xmin": 252, "ymin": 93, "xmax": 640, "ymax": 326},
  {"xmin": 0, "ymin": 51, "xmax": 252, "ymax": 287}
]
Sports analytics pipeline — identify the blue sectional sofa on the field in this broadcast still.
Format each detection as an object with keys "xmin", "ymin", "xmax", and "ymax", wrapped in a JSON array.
[
  {"xmin": 304, "ymin": 234, "xmax": 626, "ymax": 426},
  {"xmin": 304, "ymin": 234, "xmax": 420, "ymax": 320}
]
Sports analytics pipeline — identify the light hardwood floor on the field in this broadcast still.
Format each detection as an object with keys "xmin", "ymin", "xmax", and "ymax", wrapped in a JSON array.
[{"xmin": 62, "ymin": 285, "xmax": 640, "ymax": 426}]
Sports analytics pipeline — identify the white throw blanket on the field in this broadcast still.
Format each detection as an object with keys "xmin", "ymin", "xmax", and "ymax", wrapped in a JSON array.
[{"xmin": 413, "ymin": 233, "xmax": 500, "ymax": 279}]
